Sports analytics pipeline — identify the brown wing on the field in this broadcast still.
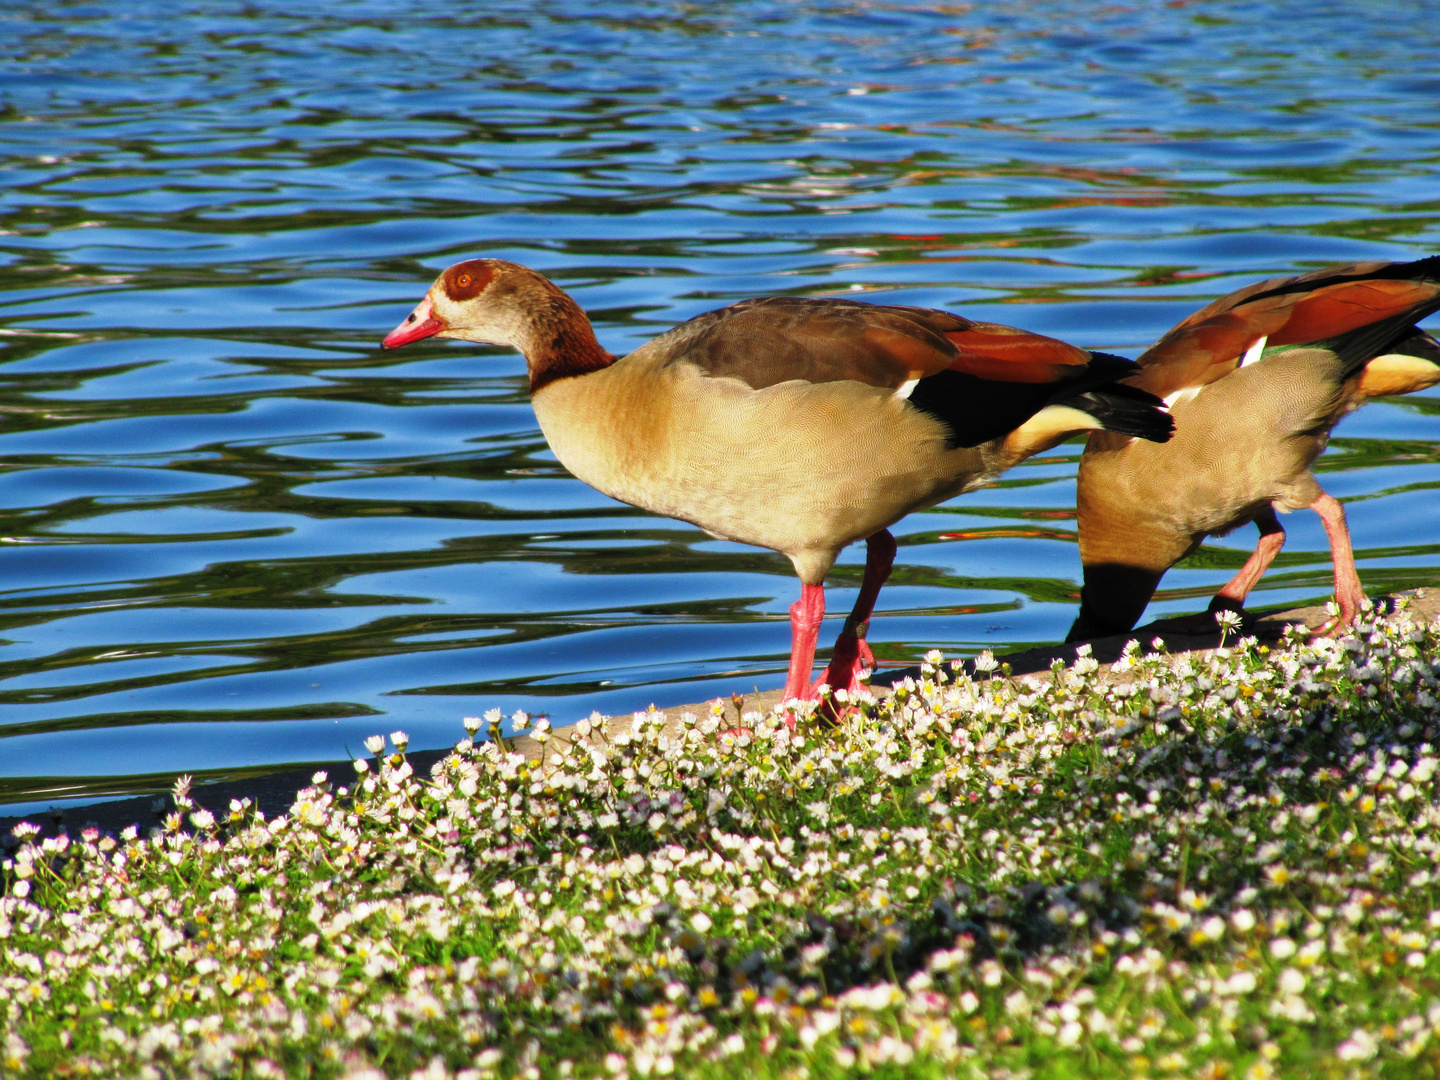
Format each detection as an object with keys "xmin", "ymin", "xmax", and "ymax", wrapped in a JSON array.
[
  {"xmin": 1133, "ymin": 259, "xmax": 1440, "ymax": 397},
  {"xmin": 661, "ymin": 296, "xmax": 1091, "ymax": 390},
  {"xmin": 944, "ymin": 320, "xmax": 1092, "ymax": 383}
]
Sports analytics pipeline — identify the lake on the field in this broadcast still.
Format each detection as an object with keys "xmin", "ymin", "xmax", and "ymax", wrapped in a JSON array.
[{"xmin": 2, "ymin": 0, "xmax": 1438, "ymax": 811}]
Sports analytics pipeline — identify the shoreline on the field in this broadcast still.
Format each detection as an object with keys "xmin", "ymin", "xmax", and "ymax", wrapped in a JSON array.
[{"xmin": 3, "ymin": 591, "xmax": 1431, "ymax": 839}]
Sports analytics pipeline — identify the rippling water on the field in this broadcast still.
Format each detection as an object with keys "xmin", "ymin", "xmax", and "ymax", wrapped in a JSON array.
[{"xmin": 3, "ymin": 0, "xmax": 1439, "ymax": 809}]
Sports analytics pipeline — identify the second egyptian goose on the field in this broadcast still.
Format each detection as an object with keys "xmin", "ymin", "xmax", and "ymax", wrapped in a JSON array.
[
  {"xmin": 1070, "ymin": 257, "xmax": 1440, "ymax": 640},
  {"xmin": 383, "ymin": 260, "xmax": 1173, "ymax": 709}
]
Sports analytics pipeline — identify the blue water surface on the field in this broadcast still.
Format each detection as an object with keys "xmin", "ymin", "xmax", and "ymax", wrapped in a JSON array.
[{"xmin": 2, "ymin": 0, "xmax": 1439, "ymax": 808}]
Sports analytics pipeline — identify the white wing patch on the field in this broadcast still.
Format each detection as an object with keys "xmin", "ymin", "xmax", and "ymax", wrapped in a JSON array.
[
  {"xmin": 1163, "ymin": 385, "xmax": 1201, "ymax": 409},
  {"xmin": 1239, "ymin": 334, "xmax": 1268, "ymax": 368},
  {"xmin": 1163, "ymin": 334, "xmax": 1270, "ymax": 409},
  {"xmin": 895, "ymin": 378, "xmax": 919, "ymax": 400}
]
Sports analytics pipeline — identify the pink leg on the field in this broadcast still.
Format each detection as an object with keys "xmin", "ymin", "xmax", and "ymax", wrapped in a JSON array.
[
  {"xmin": 1311, "ymin": 492, "xmax": 1367, "ymax": 633},
  {"xmin": 783, "ymin": 583, "xmax": 826, "ymax": 705},
  {"xmin": 822, "ymin": 530, "xmax": 897, "ymax": 693},
  {"xmin": 1209, "ymin": 507, "xmax": 1286, "ymax": 613}
]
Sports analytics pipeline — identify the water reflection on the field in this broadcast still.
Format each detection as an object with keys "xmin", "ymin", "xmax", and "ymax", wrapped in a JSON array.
[{"xmin": 1, "ymin": 0, "xmax": 1438, "ymax": 808}]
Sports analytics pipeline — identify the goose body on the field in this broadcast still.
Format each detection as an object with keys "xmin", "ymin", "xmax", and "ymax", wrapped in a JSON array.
[
  {"xmin": 1072, "ymin": 257, "xmax": 1440, "ymax": 639},
  {"xmin": 533, "ymin": 338, "xmax": 1004, "ymax": 584},
  {"xmin": 384, "ymin": 260, "xmax": 1174, "ymax": 710}
]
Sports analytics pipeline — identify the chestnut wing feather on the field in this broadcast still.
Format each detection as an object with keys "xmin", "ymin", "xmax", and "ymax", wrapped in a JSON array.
[{"xmin": 1134, "ymin": 256, "xmax": 1440, "ymax": 396}]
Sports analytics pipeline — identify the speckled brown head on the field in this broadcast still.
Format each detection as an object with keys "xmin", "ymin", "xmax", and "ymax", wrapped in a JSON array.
[{"xmin": 381, "ymin": 258, "xmax": 614, "ymax": 391}]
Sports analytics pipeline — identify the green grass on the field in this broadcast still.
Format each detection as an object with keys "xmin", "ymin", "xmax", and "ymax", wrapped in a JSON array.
[{"xmin": 4, "ymin": 601, "xmax": 1440, "ymax": 1079}]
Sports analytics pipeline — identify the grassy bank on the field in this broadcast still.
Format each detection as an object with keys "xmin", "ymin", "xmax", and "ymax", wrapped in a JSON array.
[{"xmin": 4, "ymin": 601, "xmax": 1440, "ymax": 1079}]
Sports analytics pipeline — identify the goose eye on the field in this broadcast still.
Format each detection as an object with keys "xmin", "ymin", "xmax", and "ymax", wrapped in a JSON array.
[{"xmin": 457, "ymin": 273, "xmax": 472, "ymax": 287}]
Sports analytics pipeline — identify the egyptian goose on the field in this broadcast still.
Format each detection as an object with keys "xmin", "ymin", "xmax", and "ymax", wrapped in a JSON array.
[
  {"xmin": 383, "ymin": 260, "xmax": 1173, "ymax": 708},
  {"xmin": 1070, "ymin": 257, "xmax": 1440, "ymax": 640}
]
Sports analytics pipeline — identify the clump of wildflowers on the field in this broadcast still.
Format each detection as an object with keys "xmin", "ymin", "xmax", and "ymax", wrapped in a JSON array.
[{"xmin": 3, "ymin": 601, "xmax": 1440, "ymax": 1077}]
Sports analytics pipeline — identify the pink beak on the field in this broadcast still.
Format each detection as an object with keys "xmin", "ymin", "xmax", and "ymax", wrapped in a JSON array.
[{"xmin": 382, "ymin": 295, "xmax": 444, "ymax": 349}]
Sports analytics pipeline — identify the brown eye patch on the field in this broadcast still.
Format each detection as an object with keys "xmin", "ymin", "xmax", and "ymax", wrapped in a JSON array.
[{"xmin": 443, "ymin": 260, "xmax": 494, "ymax": 301}]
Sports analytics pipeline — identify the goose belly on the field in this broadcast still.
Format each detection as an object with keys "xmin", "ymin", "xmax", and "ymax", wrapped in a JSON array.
[{"xmin": 1095, "ymin": 348, "xmax": 1348, "ymax": 539}]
